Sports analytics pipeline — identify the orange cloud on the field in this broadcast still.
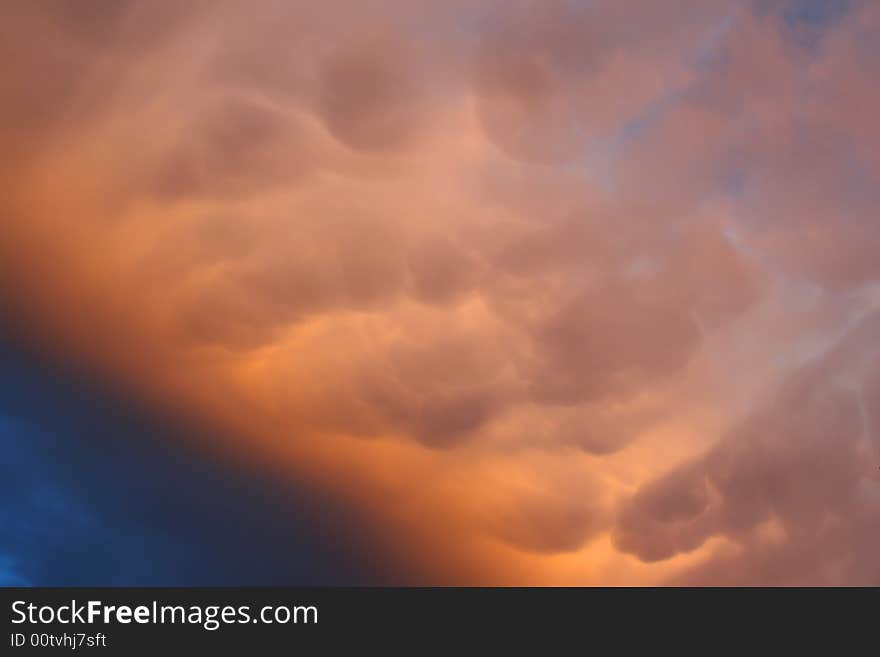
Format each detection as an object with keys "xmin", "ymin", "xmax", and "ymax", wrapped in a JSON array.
[{"xmin": 2, "ymin": 0, "xmax": 878, "ymax": 584}]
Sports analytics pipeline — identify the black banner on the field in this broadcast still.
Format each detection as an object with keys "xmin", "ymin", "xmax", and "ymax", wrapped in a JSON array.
[{"xmin": 1, "ymin": 587, "xmax": 875, "ymax": 652}]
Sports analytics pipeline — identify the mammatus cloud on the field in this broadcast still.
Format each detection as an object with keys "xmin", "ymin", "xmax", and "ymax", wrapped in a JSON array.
[
  {"xmin": 615, "ymin": 309, "xmax": 880, "ymax": 584},
  {"xmin": 1, "ymin": 0, "xmax": 878, "ymax": 583}
]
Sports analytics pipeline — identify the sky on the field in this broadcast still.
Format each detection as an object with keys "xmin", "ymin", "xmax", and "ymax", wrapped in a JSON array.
[
  {"xmin": 0, "ymin": 344, "xmax": 400, "ymax": 585},
  {"xmin": 1, "ymin": 0, "xmax": 878, "ymax": 585}
]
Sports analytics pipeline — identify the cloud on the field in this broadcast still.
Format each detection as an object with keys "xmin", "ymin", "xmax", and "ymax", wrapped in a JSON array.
[
  {"xmin": 1, "ymin": 0, "xmax": 878, "ymax": 583},
  {"xmin": 614, "ymin": 309, "xmax": 880, "ymax": 583}
]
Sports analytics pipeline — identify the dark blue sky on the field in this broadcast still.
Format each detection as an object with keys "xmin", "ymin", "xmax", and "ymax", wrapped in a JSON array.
[{"xmin": 0, "ymin": 340, "xmax": 385, "ymax": 586}]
